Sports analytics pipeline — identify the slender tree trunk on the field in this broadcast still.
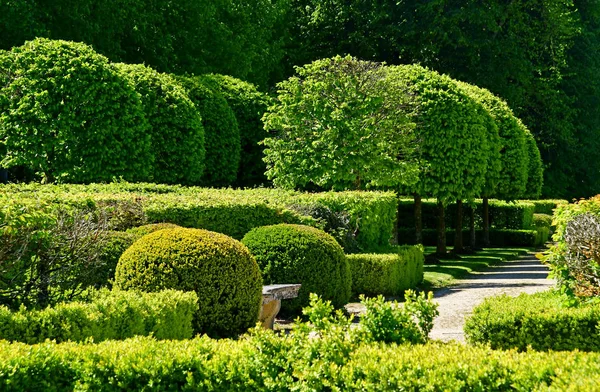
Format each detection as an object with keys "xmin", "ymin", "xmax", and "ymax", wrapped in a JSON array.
[
  {"xmin": 414, "ymin": 194, "xmax": 423, "ymax": 245},
  {"xmin": 436, "ymin": 201, "xmax": 446, "ymax": 255},
  {"xmin": 454, "ymin": 200, "xmax": 464, "ymax": 253},
  {"xmin": 483, "ymin": 197, "xmax": 490, "ymax": 247},
  {"xmin": 469, "ymin": 205, "xmax": 477, "ymax": 249}
]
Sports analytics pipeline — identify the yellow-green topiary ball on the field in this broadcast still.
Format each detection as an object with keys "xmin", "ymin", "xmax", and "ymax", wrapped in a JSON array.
[{"xmin": 115, "ymin": 228, "xmax": 262, "ymax": 337}]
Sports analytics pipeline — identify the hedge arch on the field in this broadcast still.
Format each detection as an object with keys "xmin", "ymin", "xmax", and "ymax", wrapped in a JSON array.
[
  {"xmin": 115, "ymin": 63, "xmax": 205, "ymax": 185},
  {"xmin": 0, "ymin": 38, "xmax": 152, "ymax": 183},
  {"xmin": 177, "ymin": 76, "xmax": 240, "ymax": 187}
]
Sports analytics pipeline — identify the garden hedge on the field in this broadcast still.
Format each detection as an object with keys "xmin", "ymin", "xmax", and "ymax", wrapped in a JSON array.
[
  {"xmin": 347, "ymin": 245, "xmax": 424, "ymax": 297},
  {"xmin": 115, "ymin": 63, "xmax": 205, "ymax": 185},
  {"xmin": 527, "ymin": 199, "xmax": 569, "ymax": 214},
  {"xmin": 0, "ymin": 289, "xmax": 197, "ymax": 344},
  {"xmin": 199, "ymin": 74, "xmax": 270, "ymax": 187},
  {"xmin": 0, "ymin": 337, "xmax": 599, "ymax": 390},
  {"xmin": 465, "ymin": 291, "xmax": 600, "ymax": 352},
  {"xmin": 115, "ymin": 228, "xmax": 262, "ymax": 337},
  {"xmin": 242, "ymin": 224, "xmax": 351, "ymax": 314},
  {"xmin": 397, "ymin": 228, "xmax": 547, "ymax": 247},
  {"xmin": 523, "ymin": 129, "xmax": 544, "ymax": 199},
  {"xmin": 0, "ymin": 38, "xmax": 152, "ymax": 183},
  {"xmin": 177, "ymin": 76, "xmax": 240, "ymax": 187}
]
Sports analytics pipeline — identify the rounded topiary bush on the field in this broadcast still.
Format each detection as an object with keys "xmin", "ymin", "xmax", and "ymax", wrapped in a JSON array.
[
  {"xmin": 126, "ymin": 223, "xmax": 182, "ymax": 237},
  {"xmin": 176, "ymin": 76, "xmax": 240, "ymax": 187},
  {"xmin": 115, "ymin": 63, "xmax": 205, "ymax": 185},
  {"xmin": 0, "ymin": 38, "xmax": 152, "ymax": 183},
  {"xmin": 114, "ymin": 228, "xmax": 262, "ymax": 337},
  {"xmin": 242, "ymin": 224, "xmax": 351, "ymax": 315}
]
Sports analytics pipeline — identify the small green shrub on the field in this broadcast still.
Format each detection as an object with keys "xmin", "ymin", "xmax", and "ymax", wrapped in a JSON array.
[
  {"xmin": 0, "ymin": 38, "xmax": 152, "ymax": 183},
  {"xmin": 199, "ymin": 74, "xmax": 270, "ymax": 187},
  {"xmin": 242, "ymin": 224, "xmax": 351, "ymax": 314},
  {"xmin": 533, "ymin": 213, "xmax": 553, "ymax": 228},
  {"xmin": 0, "ymin": 289, "xmax": 197, "ymax": 344},
  {"xmin": 465, "ymin": 291, "xmax": 600, "ymax": 351},
  {"xmin": 177, "ymin": 76, "xmax": 240, "ymax": 187},
  {"xmin": 347, "ymin": 245, "xmax": 424, "ymax": 297},
  {"xmin": 115, "ymin": 228, "xmax": 262, "ymax": 337},
  {"xmin": 126, "ymin": 223, "xmax": 181, "ymax": 237},
  {"xmin": 115, "ymin": 63, "xmax": 205, "ymax": 185}
]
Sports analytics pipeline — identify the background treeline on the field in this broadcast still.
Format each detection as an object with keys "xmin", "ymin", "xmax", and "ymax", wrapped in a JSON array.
[{"xmin": 1, "ymin": 0, "xmax": 598, "ymax": 198}]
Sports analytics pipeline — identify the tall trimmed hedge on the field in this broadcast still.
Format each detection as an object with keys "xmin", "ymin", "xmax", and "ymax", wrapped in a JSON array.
[
  {"xmin": 524, "ymin": 129, "xmax": 544, "ymax": 199},
  {"xmin": 0, "ymin": 39, "xmax": 152, "ymax": 183},
  {"xmin": 200, "ymin": 74, "xmax": 270, "ymax": 187},
  {"xmin": 0, "ymin": 289, "xmax": 198, "ymax": 344},
  {"xmin": 177, "ymin": 76, "xmax": 240, "ymax": 187},
  {"xmin": 115, "ymin": 63, "xmax": 205, "ymax": 185}
]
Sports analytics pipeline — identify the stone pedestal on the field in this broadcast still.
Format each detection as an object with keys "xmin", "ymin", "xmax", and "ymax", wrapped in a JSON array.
[{"xmin": 259, "ymin": 284, "xmax": 301, "ymax": 329}]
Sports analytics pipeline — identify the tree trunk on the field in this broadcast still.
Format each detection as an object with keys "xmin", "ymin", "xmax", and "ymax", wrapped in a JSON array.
[
  {"xmin": 483, "ymin": 197, "xmax": 490, "ymax": 247},
  {"xmin": 454, "ymin": 200, "xmax": 464, "ymax": 253},
  {"xmin": 436, "ymin": 201, "xmax": 446, "ymax": 256},
  {"xmin": 469, "ymin": 205, "xmax": 477, "ymax": 249},
  {"xmin": 414, "ymin": 194, "xmax": 423, "ymax": 245}
]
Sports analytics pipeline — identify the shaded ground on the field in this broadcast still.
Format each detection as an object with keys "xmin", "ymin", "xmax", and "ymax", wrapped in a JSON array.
[{"xmin": 429, "ymin": 252, "xmax": 555, "ymax": 342}]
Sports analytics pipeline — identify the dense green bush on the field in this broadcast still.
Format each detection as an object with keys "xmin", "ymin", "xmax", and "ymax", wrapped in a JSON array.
[
  {"xmin": 397, "ymin": 228, "xmax": 544, "ymax": 247},
  {"xmin": 200, "ymin": 74, "xmax": 270, "ymax": 187},
  {"xmin": 115, "ymin": 228, "xmax": 262, "ymax": 337},
  {"xmin": 465, "ymin": 291, "xmax": 600, "ymax": 351},
  {"xmin": 523, "ymin": 129, "xmax": 544, "ymax": 199},
  {"xmin": 347, "ymin": 246, "xmax": 424, "ymax": 297},
  {"xmin": 126, "ymin": 223, "xmax": 182, "ymax": 237},
  {"xmin": 177, "ymin": 76, "xmax": 240, "ymax": 187},
  {"xmin": 115, "ymin": 63, "xmax": 205, "ymax": 185},
  {"xmin": 0, "ymin": 289, "xmax": 197, "ymax": 344},
  {"xmin": 94, "ymin": 231, "xmax": 139, "ymax": 288},
  {"xmin": 533, "ymin": 213, "xmax": 553, "ymax": 229},
  {"xmin": 528, "ymin": 199, "xmax": 569, "ymax": 214},
  {"xmin": 0, "ymin": 38, "xmax": 152, "ymax": 183},
  {"xmin": 242, "ymin": 224, "xmax": 351, "ymax": 314}
]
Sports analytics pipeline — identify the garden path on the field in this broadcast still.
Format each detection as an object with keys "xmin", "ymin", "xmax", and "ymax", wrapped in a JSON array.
[{"xmin": 429, "ymin": 251, "xmax": 555, "ymax": 342}]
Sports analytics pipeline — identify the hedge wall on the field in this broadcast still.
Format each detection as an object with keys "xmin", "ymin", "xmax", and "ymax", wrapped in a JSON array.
[
  {"xmin": 465, "ymin": 291, "xmax": 600, "ymax": 352},
  {"xmin": 347, "ymin": 245, "xmax": 424, "ymax": 297},
  {"xmin": 0, "ymin": 289, "xmax": 197, "ymax": 344},
  {"xmin": 0, "ymin": 337, "xmax": 599, "ymax": 390},
  {"xmin": 397, "ymin": 228, "xmax": 548, "ymax": 247}
]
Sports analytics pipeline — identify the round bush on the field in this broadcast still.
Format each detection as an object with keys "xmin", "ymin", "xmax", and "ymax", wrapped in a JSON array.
[
  {"xmin": 126, "ymin": 223, "xmax": 182, "ymax": 237},
  {"xmin": 114, "ymin": 228, "xmax": 262, "ymax": 337},
  {"xmin": 200, "ymin": 74, "xmax": 270, "ymax": 187},
  {"xmin": 0, "ymin": 38, "xmax": 152, "ymax": 183},
  {"xmin": 242, "ymin": 224, "xmax": 351, "ymax": 315},
  {"xmin": 177, "ymin": 76, "xmax": 240, "ymax": 187},
  {"xmin": 116, "ymin": 63, "xmax": 205, "ymax": 185}
]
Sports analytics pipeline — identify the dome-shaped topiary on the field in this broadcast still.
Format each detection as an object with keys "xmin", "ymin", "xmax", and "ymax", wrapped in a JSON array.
[
  {"xmin": 0, "ymin": 38, "xmax": 153, "ymax": 183},
  {"xmin": 242, "ymin": 224, "xmax": 351, "ymax": 315},
  {"xmin": 126, "ymin": 223, "xmax": 182, "ymax": 237},
  {"xmin": 114, "ymin": 228, "xmax": 262, "ymax": 337},
  {"xmin": 115, "ymin": 63, "xmax": 205, "ymax": 185}
]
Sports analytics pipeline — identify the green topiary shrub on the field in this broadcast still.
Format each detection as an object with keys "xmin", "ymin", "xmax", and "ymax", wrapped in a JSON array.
[
  {"xmin": 176, "ymin": 76, "xmax": 240, "ymax": 187},
  {"xmin": 523, "ymin": 129, "xmax": 544, "ymax": 199},
  {"xmin": 533, "ymin": 213, "xmax": 553, "ymax": 229},
  {"xmin": 0, "ymin": 38, "xmax": 152, "ymax": 183},
  {"xmin": 347, "ymin": 245, "xmax": 424, "ymax": 297},
  {"xmin": 114, "ymin": 228, "xmax": 262, "ymax": 337},
  {"xmin": 115, "ymin": 63, "xmax": 205, "ymax": 185},
  {"xmin": 199, "ymin": 74, "xmax": 270, "ymax": 187},
  {"xmin": 126, "ymin": 223, "xmax": 182, "ymax": 237},
  {"xmin": 241, "ymin": 224, "xmax": 351, "ymax": 314}
]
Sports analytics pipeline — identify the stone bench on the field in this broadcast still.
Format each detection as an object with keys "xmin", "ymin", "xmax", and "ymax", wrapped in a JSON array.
[{"xmin": 259, "ymin": 284, "xmax": 301, "ymax": 329}]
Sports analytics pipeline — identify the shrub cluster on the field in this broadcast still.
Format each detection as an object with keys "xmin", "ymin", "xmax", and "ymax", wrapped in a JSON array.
[
  {"xmin": 242, "ymin": 224, "xmax": 351, "ymax": 315},
  {"xmin": 347, "ymin": 245, "xmax": 424, "ymax": 297},
  {"xmin": 0, "ymin": 289, "xmax": 198, "ymax": 344},
  {"xmin": 465, "ymin": 291, "xmax": 600, "ymax": 352},
  {"xmin": 115, "ymin": 227, "xmax": 262, "ymax": 337}
]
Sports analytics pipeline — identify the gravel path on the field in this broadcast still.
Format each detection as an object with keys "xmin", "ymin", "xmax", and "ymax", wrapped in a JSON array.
[{"xmin": 429, "ymin": 252, "xmax": 555, "ymax": 342}]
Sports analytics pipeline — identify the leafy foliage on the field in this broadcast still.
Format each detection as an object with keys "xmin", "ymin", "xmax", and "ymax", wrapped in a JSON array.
[
  {"xmin": 115, "ymin": 63, "xmax": 205, "ymax": 185},
  {"xmin": 242, "ymin": 224, "xmax": 351, "ymax": 314},
  {"xmin": 523, "ymin": 129, "xmax": 544, "ymax": 199},
  {"xmin": 176, "ymin": 76, "xmax": 240, "ymax": 187},
  {"xmin": 0, "ymin": 39, "xmax": 152, "ymax": 183},
  {"xmin": 263, "ymin": 55, "xmax": 419, "ymax": 191},
  {"xmin": 115, "ymin": 227, "xmax": 262, "ymax": 337}
]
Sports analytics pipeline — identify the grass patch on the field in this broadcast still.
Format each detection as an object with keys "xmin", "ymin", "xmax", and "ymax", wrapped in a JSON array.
[{"xmin": 420, "ymin": 247, "xmax": 533, "ymax": 290}]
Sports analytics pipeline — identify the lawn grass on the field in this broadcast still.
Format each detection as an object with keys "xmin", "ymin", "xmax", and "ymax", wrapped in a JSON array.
[{"xmin": 420, "ymin": 247, "xmax": 533, "ymax": 290}]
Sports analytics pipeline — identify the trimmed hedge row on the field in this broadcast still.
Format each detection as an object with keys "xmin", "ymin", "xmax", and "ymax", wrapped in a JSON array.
[
  {"xmin": 0, "ymin": 289, "xmax": 197, "ymax": 344},
  {"xmin": 397, "ymin": 228, "xmax": 548, "ymax": 247},
  {"xmin": 526, "ymin": 199, "xmax": 569, "ymax": 215},
  {"xmin": 0, "ymin": 337, "xmax": 599, "ymax": 390},
  {"xmin": 0, "ymin": 184, "xmax": 398, "ymax": 250},
  {"xmin": 465, "ymin": 291, "xmax": 600, "ymax": 352},
  {"xmin": 397, "ymin": 198, "xmax": 536, "ymax": 230},
  {"xmin": 347, "ymin": 245, "xmax": 424, "ymax": 297}
]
